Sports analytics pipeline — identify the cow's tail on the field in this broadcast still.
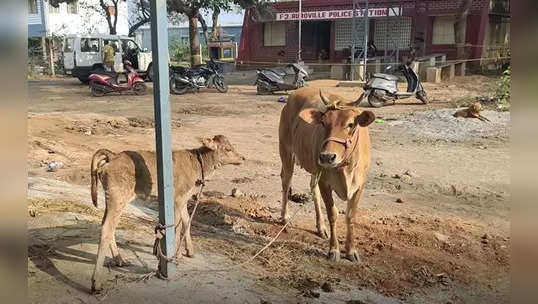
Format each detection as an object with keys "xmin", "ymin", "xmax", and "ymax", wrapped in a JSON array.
[{"xmin": 91, "ymin": 149, "xmax": 115, "ymax": 207}]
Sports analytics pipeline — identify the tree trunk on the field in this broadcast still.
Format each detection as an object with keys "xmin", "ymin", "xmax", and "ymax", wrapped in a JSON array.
[
  {"xmin": 212, "ymin": 9, "xmax": 220, "ymax": 41},
  {"xmin": 112, "ymin": 1, "xmax": 119, "ymax": 35},
  {"xmin": 48, "ymin": 38, "xmax": 56, "ymax": 76},
  {"xmin": 189, "ymin": 14, "xmax": 202, "ymax": 66},
  {"xmin": 129, "ymin": 19, "xmax": 148, "ymax": 37},
  {"xmin": 454, "ymin": 0, "xmax": 471, "ymax": 59},
  {"xmin": 198, "ymin": 14, "xmax": 210, "ymax": 46}
]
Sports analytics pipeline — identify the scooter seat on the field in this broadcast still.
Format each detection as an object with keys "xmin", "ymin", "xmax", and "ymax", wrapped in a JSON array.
[{"xmin": 373, "ymin": 73, "xmax": 399, "ymax": 81}]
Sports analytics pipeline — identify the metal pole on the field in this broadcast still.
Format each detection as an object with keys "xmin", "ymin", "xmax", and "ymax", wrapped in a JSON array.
[
  {"xmin": 150, "ymin": 0, "xmax": 176, "ymax": 279},
  {"xmin": 297, "ymin": 0, "xmax": 302, "ymax": 62},
  {"xmin": 363, "ymin": 0, "xmax": 369, "ymax": 81},
  {"xmin": 351, "ymin": 0, "xmax": 356, "ymax": 81}
]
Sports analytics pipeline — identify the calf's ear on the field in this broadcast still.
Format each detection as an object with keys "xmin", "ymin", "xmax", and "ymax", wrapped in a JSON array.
[
  {"xmin": 202, "ymin": 138, "xmax": 218, "ymax": 150},
  {"xmin": 355, "ymin": 110, "xmax": 376, "ymax": 127},
  {"xmin": 299, "ymin": 108, "xmax": 324, "ymax": 125}
]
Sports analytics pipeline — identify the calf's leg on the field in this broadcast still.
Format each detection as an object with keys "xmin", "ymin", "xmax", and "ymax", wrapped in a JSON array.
[
  {"xmin": 181, "ymin": 204, "xmax": 194, "ymax": 257},
  {"xmin": 91, "ymin": 195, "xmax": 125, "ymax": 293},
  {"xmin": 319, "ymin": 182, "xmax": 340, "ymax": 261}
]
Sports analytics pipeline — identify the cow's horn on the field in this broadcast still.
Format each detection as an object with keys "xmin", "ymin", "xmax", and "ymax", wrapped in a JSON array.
[{"xmin": 320, "ymin": 90, "xmax": 331, "ymax": 105}]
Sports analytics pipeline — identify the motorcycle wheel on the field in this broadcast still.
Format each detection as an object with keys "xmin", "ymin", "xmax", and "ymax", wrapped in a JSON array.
[
  {"xmin": 89, "ymin": 81, "xmax": 105, "ymax": 97},
  {"xmin": 417, "ymin": 90, "xmax": 430, "ymax": 104},
  {"xmin": 368, "ymin": 93, "xmax": 385, "ymax": 108},
  {"xmin": 214, "ymin": 77, "xmax": 228, "ymax": 93},
  {"xmin": 133, "ymin": 83, "xmax": 147, "ymax": 95},
  {"xmin": 256, "ymin": 84, "xmax": 271, "ymax": 95},
  {"xmin": 170, "ymin": 77, "xmax": 189, "ymax": 95}
]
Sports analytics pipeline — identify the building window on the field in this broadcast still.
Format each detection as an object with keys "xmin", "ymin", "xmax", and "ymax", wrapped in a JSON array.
[
  {"xmin": 334, "ymin": 19, "xmax": 365, "ymax": 51},
  {"xmin": 374, "ymin": 17, "xmax": 412, "ymax": 50},
  {"xmin": 223, "ymin": 48, "xmax": 233, "ymax": 58},
  {"xmin": 264, "ymin": 22, "xmax": 286, "ymax": 46},
  {"xmin": 67, "ymin": 1, "xmax": 78, "ymax": 14},
  {"xmin": 49, "ymin": 3, "xmax": 60, "ymax": 14},
  {"xmin": 432, "ymin": 16, "xmax": 456, "ymax": 45},
  {"xmin": 28, "ymin": 0, "xmax": 38, "ymax": 14}
]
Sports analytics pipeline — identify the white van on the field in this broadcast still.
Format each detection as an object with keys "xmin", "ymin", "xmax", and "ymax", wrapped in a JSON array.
[{"xmin": 63, "ymin": 34, "xmax": 154, "ymax": 83}]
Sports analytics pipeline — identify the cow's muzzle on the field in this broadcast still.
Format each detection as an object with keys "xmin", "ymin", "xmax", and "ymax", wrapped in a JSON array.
[{"xmin": 319, "ymin": 152, "xmax": 337, "ymax": 166}]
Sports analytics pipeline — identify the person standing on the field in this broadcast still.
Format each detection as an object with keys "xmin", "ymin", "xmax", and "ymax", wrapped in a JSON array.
[{"xmin": 103, "ymin": 40, "xmax": 116, "ymax": 72}]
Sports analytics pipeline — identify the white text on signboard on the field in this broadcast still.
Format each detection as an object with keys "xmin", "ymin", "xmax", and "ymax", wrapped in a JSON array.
[{"xmin": 276, "ymin": 8, "xmax": 401, "ymax": 21}]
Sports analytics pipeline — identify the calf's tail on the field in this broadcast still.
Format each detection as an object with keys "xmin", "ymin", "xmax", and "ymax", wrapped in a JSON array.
[{"xmin": 91, "ymin": 149, "xmax": 115, "ymax": 207}]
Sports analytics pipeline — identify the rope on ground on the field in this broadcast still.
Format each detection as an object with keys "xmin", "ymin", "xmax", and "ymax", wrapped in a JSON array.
[
  {"xmin": 176, "ymin": 201, "xmax": 306, "ymax": 276},
  {"xmin": 146, "ymin": 168, "xmax": 322, "ymax": 279},
  {"xmin": 174, "ymin": 170, "xmax": 323, "ymax": 276}
]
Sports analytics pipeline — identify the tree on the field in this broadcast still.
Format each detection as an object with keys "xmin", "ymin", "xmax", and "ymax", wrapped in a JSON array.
[
  {"xmin": 167, "ymin": 0, "xmax": 274, "ymax": 65},
  {"xmin": 454, "ymin": 0, "xmax": 472, "ymax": 59},
  {"xmin": 53, "ymin": 0, "xmax": 122, "ymax": 35},
  {"xmin": 235, "ymin": 0, "xmax": 274, "ymax": 22},
  {"xmin": 167, "ymin": 0, "xmax": 230, "ymax": 65},
  {"xmin": 98, "ymin": 0, "xmax": 120, "ymax": 35},
  {"xmin": 129, "ymin": 0, "xmax": 151, "ymax": 37},
  {"xmin": 211, "ymin": 8, "xmax": 221, "ymax": 41}
]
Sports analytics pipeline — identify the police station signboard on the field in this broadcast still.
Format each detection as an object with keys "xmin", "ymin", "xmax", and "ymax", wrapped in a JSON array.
[{"xmin": 276, "ymin": 8, "xmax": 401, "ymax": 21}]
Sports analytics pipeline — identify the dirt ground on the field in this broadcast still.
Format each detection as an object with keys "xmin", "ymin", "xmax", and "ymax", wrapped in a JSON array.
[{"xmin": 27, "ymin": 75, "xmax": 509, "ymax": 304}]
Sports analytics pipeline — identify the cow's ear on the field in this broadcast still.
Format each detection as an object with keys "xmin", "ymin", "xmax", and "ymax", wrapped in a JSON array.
[
  {"xmin": 299, "ymin": 108, "xmax": 324, "ymax": 125},
  {"xmin": 355, "ymin": 110, "xmax": 375, "ymax": 127},
  {"xmin": 202, "ymin": 137, "xmax": 218, "ymax": 150}
]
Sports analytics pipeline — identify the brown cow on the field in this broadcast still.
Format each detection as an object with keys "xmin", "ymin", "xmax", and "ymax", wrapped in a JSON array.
[
  {"xmin": 89, "ymin": 135, "xmax": 243, "ymax": 293},
  {"xmin": 279, "ymin": 88, "xmax": 375, "ymax": 262}
]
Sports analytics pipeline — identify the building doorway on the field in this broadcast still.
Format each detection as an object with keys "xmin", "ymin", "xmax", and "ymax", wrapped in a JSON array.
[{"xmin": 300, "ymin": 21, "xmax": 331, "ymax": 61}]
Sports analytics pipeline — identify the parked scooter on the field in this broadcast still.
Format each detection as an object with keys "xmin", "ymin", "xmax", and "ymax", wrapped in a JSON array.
[
  {"xmin": 169, "ymin": 59, "xmax": 228, "ymax": 95},
  {"xmin": 88, "ymin": 61, "xmax": 147, "ymax": 97},
  {"xmin": 356, "ymin": 62, "xmax": 429, "ymax": 108},
  {"xmin": 255, "ymin": 63, "xmax": 308, "ymax": 94}
]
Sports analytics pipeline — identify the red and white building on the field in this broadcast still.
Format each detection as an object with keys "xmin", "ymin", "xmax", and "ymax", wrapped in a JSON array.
[{"xmin": 238, "ymin": 0, "xmax": 510, "ymax": 65}]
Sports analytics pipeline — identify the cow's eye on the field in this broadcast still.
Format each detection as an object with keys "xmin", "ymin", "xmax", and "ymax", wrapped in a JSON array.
[{"xmin": 348, "ymin": 123, "xmax": 354, "ymax": 129}]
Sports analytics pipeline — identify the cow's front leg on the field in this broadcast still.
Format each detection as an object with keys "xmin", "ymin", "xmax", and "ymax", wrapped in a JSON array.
[
  {"xmin": 344, "ymin": 187, "xmax": 364, "ymax": 262},
  {"xmin": 319, "ymin": 182, "xmax": 339, "ymax": 261},
  {"xmin": 310, "ymin": 174, "xmax": 328, "ymax": 239}
]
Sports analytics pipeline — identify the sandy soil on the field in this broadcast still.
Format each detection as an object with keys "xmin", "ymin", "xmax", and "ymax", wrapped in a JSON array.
[{"xmin": 28, "ymin": 75, "xmax": 509, "ymax": 304}]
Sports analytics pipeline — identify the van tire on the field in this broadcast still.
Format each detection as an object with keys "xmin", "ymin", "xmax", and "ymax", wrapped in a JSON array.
[{"xmin": 78, "ymin": 76, "xmax": 90, "ymax": 84}]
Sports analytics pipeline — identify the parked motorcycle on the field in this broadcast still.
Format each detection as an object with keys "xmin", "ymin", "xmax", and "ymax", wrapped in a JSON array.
[
  {"xmin": 255, "ymin": 63, "xmax": 308, "ymax": 94},
  {"xmin": 169, "ymin": 59, "xmax": 228, "ymax": 95},
  {"xmin": 356, "ymin": 62, "xmax": 429, "ymax": 108},
  {"xmin": 88, "ymin": 61, "xmax": 147, "ymax": 97}
]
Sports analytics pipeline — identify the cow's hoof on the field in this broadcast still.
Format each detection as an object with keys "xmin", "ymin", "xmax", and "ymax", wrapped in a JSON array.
[
  {"xmin": 281, "ymin": 218, "xmax": 291, "ymax": 232},
  {"xmin": 317, "ymin": 227, "xmax": 329, "ymax": 239},
  {"xmin": 185, "ymin": 249, "xmax": 195, "ymax": 258},
  {"xmin": 328, "ymin": 250, "xmax": 340, "ymax": 261},
  {"xmin": 345, "ymin": 251, "xmax": 361, "ymax": 263},
  {"xmin": 114, "ymin": 256, "xmax": 130, "ymax": 267},
  {"xmin": 90, "ymin": 280, "xmax": 102, "ymax": 294}
]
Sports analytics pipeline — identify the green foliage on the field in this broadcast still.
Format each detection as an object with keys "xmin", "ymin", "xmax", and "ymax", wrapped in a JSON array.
[
  {"xmin": 495, "ymin": 66, "xmax": 510, "ymax": 111},
  {"xmin": 169, "ymin": 43, "xmax": 191, "ymax": 62}
]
